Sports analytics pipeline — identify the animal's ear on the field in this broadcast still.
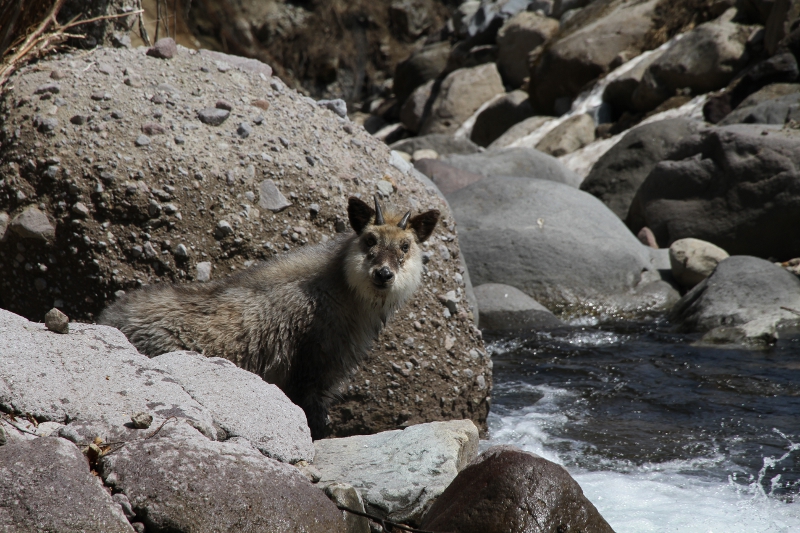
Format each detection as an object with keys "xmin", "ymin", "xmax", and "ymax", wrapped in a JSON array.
[
  {"xmin": 348, "ymin": 196, "xmax": 374, "ymax": 235},
  {"xmin": 409, "ymin": 209, "xmax": 440, "ymax": 243}
]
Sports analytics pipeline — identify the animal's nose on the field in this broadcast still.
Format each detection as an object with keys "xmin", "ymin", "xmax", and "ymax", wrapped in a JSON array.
[{"xmin": 374, "ymin": 266, "xmax": 394, "ymax": 283}]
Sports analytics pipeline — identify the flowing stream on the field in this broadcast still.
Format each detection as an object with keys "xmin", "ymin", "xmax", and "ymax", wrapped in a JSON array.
[{"xmin": 484, "ymin": 319, "xmax": 800, "ymax": 532}]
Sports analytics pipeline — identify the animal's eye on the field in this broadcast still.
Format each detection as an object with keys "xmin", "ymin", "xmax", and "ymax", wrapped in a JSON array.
[
  {"xmin": 365, "ymin": 235, "xmax": 377, "ymax": 247},
  {"xmin": 401, "ymin": 243, "xmax": 409, "ymax": 253}
]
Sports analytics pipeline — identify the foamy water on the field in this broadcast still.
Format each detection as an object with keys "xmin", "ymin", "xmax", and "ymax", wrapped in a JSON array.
[{"xmin": 485, "ymin": 328, "xmax": 800, "ymax": 532}]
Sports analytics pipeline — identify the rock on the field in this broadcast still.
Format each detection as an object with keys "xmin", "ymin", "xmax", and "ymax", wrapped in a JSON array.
[
  {"xmin": 44, "ymin": 307, "xmax": 69, "ymax": 333},
  {"xmin": 196, "ymin": 261, "xmax": 212, "ymax": 282},
  {"xmin": 640, "ymin": 10, "xmax": 756, "ymax": 110},
  {"xmin": 441, "ymin": 147, "xmax": 584, "ymax": 188},
  {"xmin": 470, "ymin": 90, "xmax": 534, "ymax": 147},
  {"xmin": 146, "ymin": 37, "xmax": 177, "ymax": 59},
  {"xmin": 134, "ymin": 134, "xmax": 150, "ymax": 146},
  {"xmin": 670, "ymin": 256, "xmax": 800, "ymax": 345},
  {"xmin": 474, "ymin": 283, "xmax": 562, "ymax": 330},
  {"xmin": 732, "ymin": 82, "xmax": 800, "ymax": 110},
  {"xmin": 603, "ymin": 48, "xmax": 666, "ymax": 113},
  {"xmin": 465, "ymin": 0, "xmax": 532, "ymax": 41},
  {"xmin": 669, "ymin": 238, "xmax": 730, "ymax": 288},
  {"xmin": 10, "ymin": 205, "xmax": 54, "ymax": 241},
  {"xmin": 214, "ymin": 220, "xmax": 234, "ymax": 239},
  {"xmin": 197, "ymin": 107, "xmax": 230, "ymax": 126},
  {"xmin": 535, "ymin": 113, "xmax": 595, "ymax": 157},
  {"xmin": 98, "ymin": 425, "xmax": 345, "ymax": 533},
  {"xmin": 130, "ymin": 412, "xmax": 153, "ymax": 429},
  {"xmin": 628, "ymin": 124, "xmax": 800, "ymax": 259},
  {"xmin": 420, "ymin": 445, "xmax": 614, "ymax": 533},
  {"xmin": 420, "ymin": 63, "xmax": 505, "ymax": 135},
  {"xmin": 496, "ymin": 11, "xmax": 559, "ymax": 88},
  {"xmin": 394, "ymin": 41, "xmax": 451, "ymax": 104},
  {"xmin": 237, "ymin": 122, "xmax": 253, "ymax": 138},
  {"xmin": 637, "ymin": 226, "xmax": 658, "ymax": 248},
  {"xmin": 318, "ymin": 99, "xmax": 347, "ymax": 118},
  {"xmin": 530, "ymin": 0, "xmax": 659, "ymax": 113},
  {"xmin": 487, "ymin": 115, "xmax": 552, "ymax": 149},
  {"xmin": 0, "ymin": 212, "xmax": 8, "ymax": 241},
  {"xmin": 391, "ymin": 133, "xmax": 481, "ymax": 156},
  {"xmin": 389, "ymin": 0, "xmax": 436, "ymax": 38},
  {"xmin": 323, "ymin": 483, "xmax": 371, "ymax": 533},
  {"xmin": 71, "ymin": 201, "xmax": 90, "ymax": 218},
  {"xmin": 580, "ymin": 118, "xmax": 706, "ymax": 219},
  {"xmin": 258, "ymin": 179, "xmax": 292, "ymax": 212},
  {"xmin": 399, "ymin": 79, "xmax": 435, "ymax": 133},
  {"xmin": 450, "ymin": 177, "xmax": 679, "ymax": 314},
  {"xmin": 151, "ymin": 351, "xmax": 314, "ymax": 463},
  {"xmin": 412, "ymin": 149, "xmax": 439, "ymax": 162},
  {"xmin": 314, "ymin": 420, "xmax": 479, "ymax": 525},
  {"xmin": 719, "ymin": 91, "xmax": 800, "ymax": 125},
  {"xmin": 0, "ymin": 308, "xmax": 216, "ymax": 438},
  {"xmin": 0, "ymin": 437, "xmax": 135, "ymax": 533},
  {"xmin": 454, "ymin": 1, "xmax": 481, "ymax": 37},
  {"xmin": 414, "ymin": 159, "xmax": 485, "ymax": 196}
]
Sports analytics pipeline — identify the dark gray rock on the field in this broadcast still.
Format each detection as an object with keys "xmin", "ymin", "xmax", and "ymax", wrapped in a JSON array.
[
  {"xmin": 394, "ymin": 41, "xmax": 451, "ymax": 104},
  {"xmin": 414, "ymin": 159, "xmax": 485, "ymax": 196},
  {"xmin": 474, "ymin": 283, "xmax": 563, "ymax": 330},
  {"xmin": 670, "ymin": 256, "xmax": 800, "ymax": 345},
  {"xmin": 487, "ymin": 115, "xmax": 552, "ymax": 150},
  {"xmin": 391, "ymin": 133, "xmax": 480, "ymax": 156},
  {"xmin": 628, "ymin": 124, "xmax": 800, "ymax": 259},
  {"xmin": 0, "ymin": 437, "xmax": 134, "ymax": 533},
  {"xmin": 470, "ymin": 90, "xmax": 534, "ymax": 147},
  {"xmin": 719, "ymin": 92, "xmax": 800, "ymax": 125},
  {"xmin": 496, "ymin": 11, "xmax": 559, "ymax": 89},
  {"xmin": 580, "ymin": 118, "xmax": 706, "ymax": 219},
  {"xmin": 98, "ymin": 425, "xmax": 345, "ymax": 533},
  {"xmin": 420, "ymin": 445, "xmax": 614, "ymax": 533},
  {"xmin": 399, "ymin": 79, "xmax": 435, "ymax": 133},
  {"xmin": 197, "ymin": 107, "xmax": 230, "ymax": 126},
  {"xmin": 450, "ymin": 177, "xmax": 678, "ymax": 314},
  {"xmin": 441, "ymin": 147, "xmax": 583, "ymax": 188},
  {"xmin": 44, "ymin": 307, "xmax": 69, "ymax": 333},
  {"xmin": 146, "ymin": 38, "xmax": 177, "ymax": 59},
  {"xmin": 151, "ymin": 351, "xmax": 314, "ymax": 463},
  {"xmin": 10, "ymin": 205, "xmax": 55, "ymax": 241}
]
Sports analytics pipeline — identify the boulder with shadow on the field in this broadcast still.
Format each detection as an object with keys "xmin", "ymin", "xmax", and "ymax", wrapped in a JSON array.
[
  {"xmin": 474, "ymin": 283, "xmax": 563, "ymax": 331},
  {"xmin": 441, "ymin": 147, "xmax": 584, "ymax": 187}
]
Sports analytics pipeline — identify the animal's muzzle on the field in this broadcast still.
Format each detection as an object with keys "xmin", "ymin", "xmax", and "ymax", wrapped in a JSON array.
[{"xmin": 372, "ymin": 266, "xmax": 394, "ymax": 287}]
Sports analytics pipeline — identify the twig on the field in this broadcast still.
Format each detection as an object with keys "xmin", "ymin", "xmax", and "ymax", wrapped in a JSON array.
[
  {"xmin": 0, "ymin": 413, "xmax": 40, "ymax": 436},
  {"xmin": 336, "ymin": 505, "xmax": 441, "ymax": 533},
  {"xmin": 138, "ymin": 0, "xmax": 151, "ymax": 46},
  {"xmin": 145, "ymin": 416, "xmax": 177, "ymax": 439},
  {"xmin": 59, "ymin": 9, "xmax": 143, "ymax": 32},
  {"xmin": 155, "ymin": 0, "xmax": 161, "ymax": 41},
  {"xmin": 781, "ymin": 306, "xmax": 800, "ymax": 317}
]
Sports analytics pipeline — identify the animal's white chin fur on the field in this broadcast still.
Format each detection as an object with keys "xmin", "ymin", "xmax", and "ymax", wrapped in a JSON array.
[{"xmin": 344, "ymin": 245, "xmax": 423, "ymax": 314}]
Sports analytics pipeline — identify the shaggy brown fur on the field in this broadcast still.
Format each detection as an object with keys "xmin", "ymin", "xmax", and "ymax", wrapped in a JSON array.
[{"xmin": 99, "ymin": 197, "xmax": 439, "ymax": 438}]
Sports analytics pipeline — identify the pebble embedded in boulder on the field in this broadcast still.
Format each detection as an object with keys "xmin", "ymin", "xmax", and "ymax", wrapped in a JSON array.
[
  {"xmin": 399, "ymin": 79, "xmax": 435, "ymax": 133},
  {"xmin": 474, "ymin": 283, "xmax": 562, "ymax": 331},
  {"xmin": 669, "ymin": 238, "xmax": 729, "ymax": 288},
  {"xmin": 258, "ymin": 179, "xmax": 292, "ymax": 212},
  {"xmin": 10, "ymin": 206, "xmax": 55, "ymax": 241},
  {"xmin": 197, "ymin": 107, "xmax": 230, "ymax": 126},
  {"xmin": 314, "ymin": 420, "xmax": 479, "ymax": 525},
  {"xmin": 0, "ymin": 437, "xmax": 135, "ymax": 533},
  {"xmin": 44, "ymin": 307, "xmax": 69, "ymax": 333},
  {"xmin": 196, "ymin": 261, "xmax": 212, "ymax": 282},
  {"xmin": 141, "ymin": 122, "xmax": 166, "ymax": 135},
  {"xmin": 487, "ymin": 115, "xmax": 552, "ymax": 150},
  {"xmin": 420, "ymin": 445, "xmax": 614, "ymax": 533},
  {"xmin": 237, "ymin": 122, "xmax": 252, "ymax": 138},
  {"xmin": 146, "ymin": 37, "xmax": 177, "ymax": 59},
  {"xmin": 0, "ymin": 212, "xmax": 9, "ymax": 241},
  {"xmin": 214, "ymin": 220, "xmax": 234, "ymax": 239},
  {"xmin": 323, "ymin": 482, "xmax": 370, "ymax": 533},
  {"xmin": 134, "ymin": 134, "xmax": 150, "ymax": 146}
]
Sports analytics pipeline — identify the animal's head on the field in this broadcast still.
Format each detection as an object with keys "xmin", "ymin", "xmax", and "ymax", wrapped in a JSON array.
[{"xmin": 345, "ymin": 195, "xmax": 440, "ymax": 308}]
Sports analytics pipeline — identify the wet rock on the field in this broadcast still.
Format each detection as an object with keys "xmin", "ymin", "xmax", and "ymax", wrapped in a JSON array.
[
  {"xmin": 496, "ymin": 11, "xmax": 559, "ymax": 88},
  {"xmin": 0, "ymin": 437, "xmax": 135, "ymax": 533},
  {"xmin": 420, "ymin": 445, "xmax": 614, "ymax": 533},
  {"xmin": 10, "ymin": 206, "xmax": 55, "ymax": 241},
  {"xmin": 535, "ymin": 113, "xmax": 595, "ymax": 157},
  {"xmin": 470, "ymin": 90, "xmax": 534, "ymax": 147},
  {"xmin": 669, "ymin": 238, "xmax": 730, "ymax": 288},
  {"xmin": 441, "ymin": 147, "xmax": 583, "ymax": 187},
  {"xmin": 98, "ymin": 426, "xmax": 345, "ymax": 533},
  {"xmin": 197, "ymin": 107, "xmax": 230, "ymax": 126},
  {"xmin": 44, "ymin": 307, "xmax": 69, "ymax": 333},
  {"xmin": 315, "ymin": 420, "xmax": 479, "ymax": 525},
  {"xmin": 581, "ymin": 118, "xmax": 705, "ymax": 220},
  {"xmin": 146, "ymin": 37, "xmax": 177, "ymax": 59},
  {"xmin": 151, "ymin": 351, "xmax": 314, "ymax": 463},
  {"xmin": 420, "ymin": 63, "xmax": 504, "ymax": 135},
  {"xmin": 474, "ymin": 283, "xmax": 562, "ymax": 331},
  {"xmin": 258, "ymin": 179, "xmax": 292, "ymax": 212}
]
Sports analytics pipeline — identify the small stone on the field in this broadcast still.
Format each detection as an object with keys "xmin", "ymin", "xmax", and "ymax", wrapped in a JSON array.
[
  {"xmin": 445, "ymin": 335, "xmax": 456, "ymax": 350},
  {"xmin": 90, "ymin": 91, "xmax": 111, "ymax": 101},
  {"xmin": 309, "ymin": 203, "xmax": 320, "ymax": 215},
  {"xmin": 376, "ymin": 180, "xmax": 393, "ymax": 196},
  {"xmin": 44, "ymin": 308, "xmax": 69, "ymax": 333},
  {"xmin": 146, "ymin": 37, "xmax": 177, "ymax": 59},
  {"xmin": 150, "ymin": 93, "xmax": 166, "ymax": 104},
  {"xmin": 143, "ymin": 242, "xmax": 157, "ymax": 259},
  {"xmin": 637, "ymin": 226, "xmax": 658, "ymax": 248},
  {"xmin": 258, "ymin": 179, "xmax": 292, "ymax": 212},
  {"xmin": 163, "ymin": 203, "xmax": 178, "ymax": 214},
  {"xmin": 197, "ymin": 107, "xmax": 230, "ymax": 126},
  {"xmin": 252, "ymin": 99, "xmax": 270, "ymax": 110},
  {"xmin": 50, "ymin": 69, "xmax": 66, "ymax": 80},
  {"xmin": 318, "ymin": 98, "xmax": 347, "ymax": 118},
  {"xmin": 142, "ymin": 122, "xmax": 166, "ymax": 135},
  {"xmin": 10, "ymin": 206, "xmax": 54, "ymax": 241},
  {"xmin": 279, "ymin": 136, "xmax": 290, "ymax": 148},
  {"xmin": 97, "ymin": 63, "xmax": 114, "ymax": 75},
  {"xmin": 148, "ymin": 200, "xmax": 161, "ymax": 217},
  {"xmin": 254, "ymin": 116, "xmax": 265, "ymax": 125},
  {"xmin": 34, "ymin": 116, "xmax": 58, "ymax": 133},
  {"xmin": 135, "ymin": 134, "xmax": 150, "ymax": 147},
  {"xmin": 124, "ymin": 76, "xmax": 142, "ymax": 88},
  {"xmin": 34, "ymin": 83, "xmax": 60, "ymax": 95},
  {"xmin": 131, "ymin": 245, "xmax": 143, "ymax": 257},
  {"xmin": 237, "ymin": 122, "xmax": 252, "ymax": 138},
  {"xmin": 196, "ymin": 261, "xmax": 212, "ymax": 282},
  {"xmin": 215, "ymin": 220, "xmax": 234, "ymax": 239},
  {"xmin": 111, "ymin": 32, "xmax": 131, "ymax": 48},
  {"xmin": 438, "ymin": 244, "xmax": 451, "ymax": 261},
  {"xmin": 71, "ymin": 202, "xmax": 90, "ymax": 218},
  {"xmin": 215, "ymin": 99, "xmax": 233, "ymax": 111},
  {"xmin": 412, "ymin": 149, "xmax": 439, "ymax": 162},
  {"xmin": 173, "ymin": 243, "xmax": 188, "ymax": 258},
  {"xmin": 130, "ymin": 412, "xmax": 153, "ymax": 429},
  {"xmin": 174, "ymin": 135, "xmax": 185, "ymax": 145},
  {"xmin": 111, "ymin": 110, "xmax": 124, "ymax": 119}
]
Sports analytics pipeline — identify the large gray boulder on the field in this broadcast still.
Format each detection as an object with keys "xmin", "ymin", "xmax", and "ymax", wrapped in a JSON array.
[
  {"xmin": 718, "ymin": 91, "xmax": 800, "ymax": 125},
  {"xmin": 670, "ymin": 256, "xmax": 800, "ymax": 345},
  {"xmin": 0, "ymin": 437, "xmax": 135, "ymax": 533},
  {"xmin": 628, "ymin": 124, "xmax": 800, "ymax": 259},
  {"xmin": 441, "ymin": 147, "xmax": 584, "ymax": 187},
  {"xmin": 580, "ymin": 118, "xmax": 706, "ymax": 219},
  {"xmin": 470, "ymin": 90, "xmax": 534, "ymax": 147},
  {"xmin": 420, "ymin": 445, "xmax": 614, "ymax": 533},
  {"xmin": 496, "ymin": 11, "xmax": 560, "ymax": 88},
  {"xmin": 450, "ymin": 177, "xmax": 679, "ymax": 315},
  {"xmin": 314, "ymin": 420, "xmax": 479, "ymax": 526},
  {"xmin": 98, "ymin": 422, "xmax": 345, "ymax": 533},
  {"xmin": 474, "ymin": 283, "xmax": 563, "ymax": 331},
  {"xmin": 151, "ymin": 351, "xmax": 314, "ymax": 463}
]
